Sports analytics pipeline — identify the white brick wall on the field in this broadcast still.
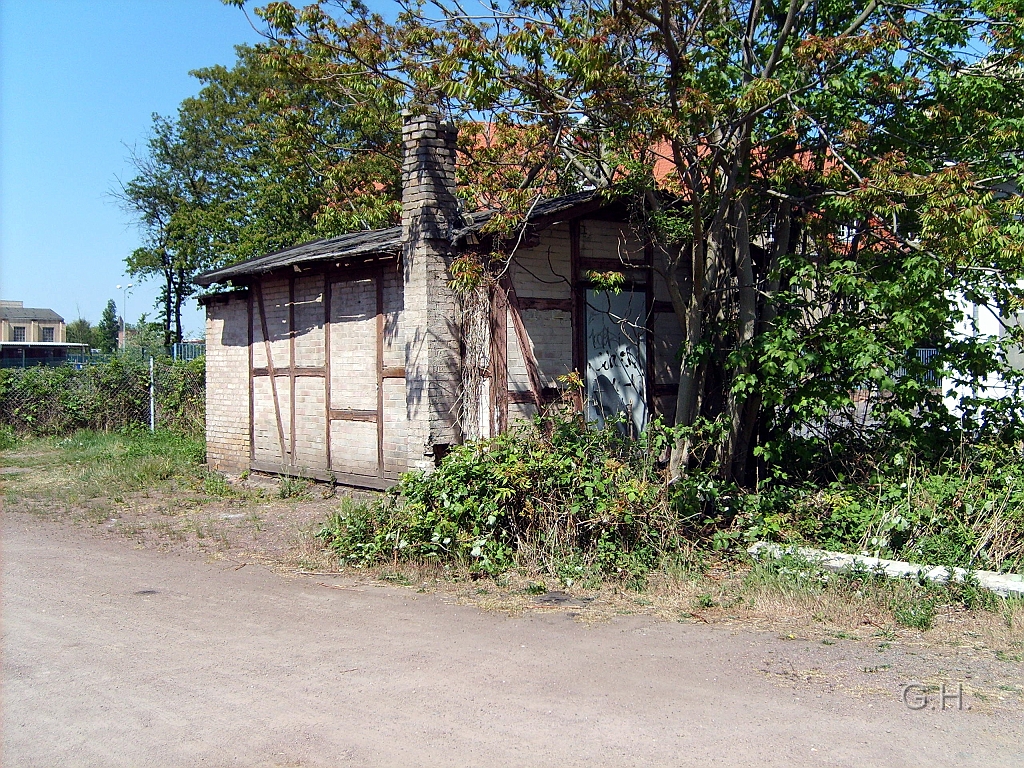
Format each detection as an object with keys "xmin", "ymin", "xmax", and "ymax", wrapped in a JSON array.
[
  {"xmin": 329, "ymin": 419, "xmax": 378, "ymax": 476},
  {"xmin": 252, "ymin": 374, "xmax": 291, "ymax": 465},
  {"xmin": 205, "ymin": 295, "xmax": 251, "ymax": 474},
  {"xmin": 509, "ymin": 223, "xmax": 572, "ymax": 299},
  {"xmin": 293, "ymin": 274, "xmax": 326, "ymax": 367},
  {"xmin": 522, "ymin": 308, "xmax": 573, "ymax": 386},
  {"xmin": 329, "ymin": 277, "xmax": 377, "ymax": 412},
  {"xmin": 580, "ymin": 220, "xmax": 646, "ymax": 264},
  {"xmin": 252, "ymin": 277, "xmax": 290, "ymax": 369},
  {"xmin": 293, "ymin": 376, "xmax": 327, "ymax": 468}
]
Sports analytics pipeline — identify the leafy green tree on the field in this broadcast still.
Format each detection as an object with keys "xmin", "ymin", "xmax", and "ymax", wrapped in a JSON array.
[
  {"xmin": 66, "ymin": 318, "xmax": 96, "ymax": 349},
  {"xmin": 120, "ymin": 44, "xmax": 403, "ymax": 345},
  {"xmin": 124, "ymin": 313, "xmax": 166, "ymax": 355},
  {"xmin": 96, "ymin": 300, "xmax": 120, "ymax": 354},
  {"xmin": 241, "ymin": 0, "xmax": 1024, "ymax": 484}
]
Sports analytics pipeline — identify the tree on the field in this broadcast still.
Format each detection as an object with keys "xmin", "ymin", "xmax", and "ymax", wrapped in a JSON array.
[
  {"xmin": 96, "ymin": 300, "xmax": 120, "ymax": 354},
  {"xmin": 124, "ymin": 313, "xmax": 166, "ymax": 355},
  {"xmin": 66, "ymin": 318, "xmax": 96, "ymax": 349},
  {"xmin": 119, "ymin": 44, "xmax": 404, "ymax": 345},
  {"xmin": 240, "ymin": 0, "xmax": 1024, "ymax": 485}
]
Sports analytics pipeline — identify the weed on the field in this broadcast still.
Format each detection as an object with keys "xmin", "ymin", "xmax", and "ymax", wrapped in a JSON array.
[
  {"xmin": 525, "ymin": 582, "xmax": 547, "ymax": 595},
  {"xmin": 151, "ymin": 521, "xmax": 185, "ymax": 541},
  {"xmin": 0, "ymin": 425, "xmax": 18, "ymax": 452},
  {"xmin": 316, "ymin": 412, "xmax": 732, "ymax": 582},
  {"xmin": 202, "ymin": 472, "xmax": 235, "ymax": 497},
  {"xmin": 379, "ymin": 571, "xmax": 412, "ymax": 586},
  {"xmin": 11, "ymin": 429, "xmax": 207, "ymax": 504},
  {"xmin": 115, "ymin": 521, "xmax": 144, "ymax": 537},
  {"xmin": 693, "ymin": 593, "xmax": 718, "ymax": 609},
  {"xmin": 893, "ymin": 597, "xmax": 936, "ymax": 630},
  {"xmin": 774, "ymin": 442, "xmax": 1024, "ymax": 573},
  {"xmin": 279, "ymin": 476, "xmax": 312, "ymax": 500}
]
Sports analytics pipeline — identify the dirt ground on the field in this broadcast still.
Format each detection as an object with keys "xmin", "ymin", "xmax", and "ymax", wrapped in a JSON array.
[
  {"xmin": 2, "ymin": 446, "xmax": 1023, "ymax": 765},
  {"xmin": 4, "ymin": 508, "xmax": 1024, "ymax": 768}
]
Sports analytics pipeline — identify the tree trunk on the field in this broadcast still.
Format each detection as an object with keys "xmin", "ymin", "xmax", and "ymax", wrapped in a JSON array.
[
  {"xmin": 174, "ymin": 267, "xmax": 185, "ymax": 344},
  {"xmin": 667, "ymin": 214, "xmax": 706, "ymax": 481},
  {"xmin": 722, "ymin": 186, "xmax": 757, "ymax": 480},
  {"xmin": 163, "ymin": 269, "xmax": 173, "ymax": 348}
]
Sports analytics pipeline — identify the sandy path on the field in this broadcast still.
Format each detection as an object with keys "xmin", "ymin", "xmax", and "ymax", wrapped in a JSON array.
[{"xmin": 3, "ymin": 511, "xmax": 1021, "ymax": 767}]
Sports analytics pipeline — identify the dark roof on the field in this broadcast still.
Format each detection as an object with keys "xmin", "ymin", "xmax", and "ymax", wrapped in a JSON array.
[
  {"xmin": 450, "ymin": 188, "xmax": 605, "ymax": 239},
  {"xmin": 195, "ymin": 226, "xmax": 403, "ymax": 287},
  {"xmin": 0, "ymin": 306, "xmax": 64, "ymax": 323},
  {"xmin": 195, "ymin": 189, "xmax": 605, "ymax": 287}
]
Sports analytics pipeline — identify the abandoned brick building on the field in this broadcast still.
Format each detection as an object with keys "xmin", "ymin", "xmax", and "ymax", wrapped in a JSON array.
[{"xmin": 196, "ymin": 110, "xmax": 685, "ymax": 488}]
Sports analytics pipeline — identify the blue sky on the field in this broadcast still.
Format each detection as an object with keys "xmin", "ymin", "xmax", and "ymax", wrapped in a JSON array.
[{"xmin": 0, "ymin": 0, "xmax": 265, "ymax": 337}]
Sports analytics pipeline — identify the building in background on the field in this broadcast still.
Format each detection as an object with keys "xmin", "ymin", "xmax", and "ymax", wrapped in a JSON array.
[
  {"xmin": 0, "ymin": 301, "xmax": 84, "ymax": 367},
  {"xmin": 0, "ymin": 301, "xmax": 66, "ymax": 343}
]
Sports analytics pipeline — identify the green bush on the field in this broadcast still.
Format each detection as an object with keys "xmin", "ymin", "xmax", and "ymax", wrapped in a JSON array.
[
  {"xmin": 0, "ymin": 424, "xmax": 18, "ymax": 452},
  {"xmin": 767, "ymin": 443, "xmax": 1024, "ymax": 573},
  {"xmin": 318, "ymin": 409, "xmax": 1024, "ymax": 584},
  {"xmin": 155, "ymin": 356, "xmax": 205, "ymax": 435},
  {"xmin": 0, "ymin": 357, "xmax": 204, "ymax": 438},
  {"xmin": 318, "ymin": 413, "xmax": 735, "ymax": 580}
]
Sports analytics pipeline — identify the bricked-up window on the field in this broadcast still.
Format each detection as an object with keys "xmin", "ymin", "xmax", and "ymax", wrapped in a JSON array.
[
  {"xmin": 41, "ymin": 326, "xmax": 54, "ymax": 342},
  {"xmin": 12, "ymin": 326, "xmax": 25, "ymax": 342}
]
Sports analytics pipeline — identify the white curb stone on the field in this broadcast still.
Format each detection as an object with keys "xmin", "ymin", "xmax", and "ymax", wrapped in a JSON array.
[{"xmin": 748, "ymin": 541, "xmax": 1024, "ymax": 598}]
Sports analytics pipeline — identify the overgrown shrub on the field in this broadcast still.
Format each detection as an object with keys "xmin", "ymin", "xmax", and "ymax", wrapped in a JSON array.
[
  {"xmin": 0, "ymin": 424, "xmax": 18, "ymax": 452},
  {"xmin": 318, "ymin": 413, "xmax": 737, "ymax": 580},
  {"xmin": 0, "ymin": 357, "xmax": 204, "ymax": 438},
  {"xmin": 318, "ymin": 407, "xmax": 1024, "ymax": 583},
  {"xmin": 762, "ymin": 443, "xmax": 1024, "ymax": 573},
  {"xmin": 154, "ymin": 356, "xmax": 205, "ymax": 435}
]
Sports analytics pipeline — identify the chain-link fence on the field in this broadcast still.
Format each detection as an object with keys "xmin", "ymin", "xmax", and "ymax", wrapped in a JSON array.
[
  {"xmin": 62, "ymin": 343, "xmax": 206, "ymax": 369},
  {"xmin": 0, "ymin": 355, "xmax": 205, "ymax": 438}
]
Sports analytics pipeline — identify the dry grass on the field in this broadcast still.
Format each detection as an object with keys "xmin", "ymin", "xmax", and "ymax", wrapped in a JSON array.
[{"xmin": 317, "ymin": 555, "xmax": 1024, "ymax": 654}]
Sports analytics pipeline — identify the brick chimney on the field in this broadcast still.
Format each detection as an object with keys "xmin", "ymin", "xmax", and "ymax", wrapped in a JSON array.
[{"xmin": 402, "ymin": 107, "xmax": 462, "ymax": 464}]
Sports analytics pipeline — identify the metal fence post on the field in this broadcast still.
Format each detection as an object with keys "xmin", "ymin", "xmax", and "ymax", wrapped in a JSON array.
[{"xmin": 149, "ymin": 356, "xmax": 156, "ymax": 432}]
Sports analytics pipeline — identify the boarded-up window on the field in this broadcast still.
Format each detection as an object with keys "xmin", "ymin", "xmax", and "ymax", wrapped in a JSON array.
[{"xmin": 585, "ymin": 289, "xmax": 648, "ymax": 435}]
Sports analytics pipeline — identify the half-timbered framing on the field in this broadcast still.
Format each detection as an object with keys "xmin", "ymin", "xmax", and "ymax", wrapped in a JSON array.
[{"xmin": 199, "ymin": 110, "xmax": 685, "ymax": 488}]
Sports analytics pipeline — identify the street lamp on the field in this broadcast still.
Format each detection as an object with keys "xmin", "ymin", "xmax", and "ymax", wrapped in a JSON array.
[{"xmin": 116, "ymin": 283, "xmax": 133, "ymax": 350}]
